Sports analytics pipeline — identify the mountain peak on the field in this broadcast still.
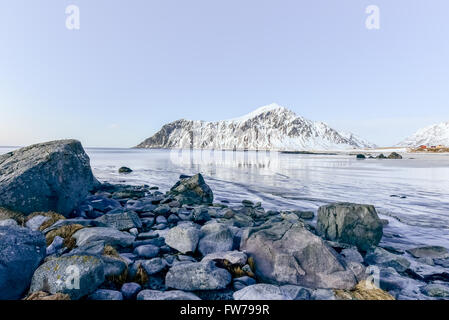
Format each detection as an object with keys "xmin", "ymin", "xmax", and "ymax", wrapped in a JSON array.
[
  {"xmin": 226, "ymin": 103, "xmax": 291, "ymax": 123},
  {"xmin": 398, "ymin": 120, "xmax": 449, "ymax": 147}
]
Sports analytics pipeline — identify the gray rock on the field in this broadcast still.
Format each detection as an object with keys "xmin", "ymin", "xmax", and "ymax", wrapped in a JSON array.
[
  {"xmin": 95, "ymin": 211, "xmax": 142, "ymax": 231},
  {"xmin": 73, "ymin": 227, "xmax": 135, "ymax": 248},
  {"xmin": 121, "ymin": 282, "xmax": 142, "ymax": 300},
  {"xmin": 29, "ymin": 255, "xmax": 105, "ymax": 300},
  {"xmin": 233, "ymin": 284, "xmax": 292, "ymax": 300},
  {"xmin": 364, "ymin": 247, "xmax": 411, "ymax": 273},
  {"xmin": 42, "ymin": 218, "xmax": 104, "ymax": 234},
  {"xmin": 0, "ymin": 226, "xmax": 47, "ymax": 299},
  {"xmin": 137, "ymin": 290, "xmax": 201, "ymax": 300},
  {"xmin": 0, "ymin": 140, "xmax": 99, "ymax": 216},
  {"xmin": 420, "ymin": 283, "xmax": 449, "ymax": 298},
  {"xmin": 165, "ymin": 224, "xmax": 200, "ymax": 254},
  {"xmin": 165, "ymin": 261, "xmax": 232, "ymax": 291},
  {"xmin": 198, "ymin": 223, "xmax": 234, "ymax": 256},
  {"xmin": 233, "ymin": 276, "xmax": 256, "ymax": 291},
  {"xmin": 155, "ymin": 215, "xmax": 168, "ymax": 225},
  {"xmin": 407, "ymin": 246, "xmax": 449, "ymax": 259},
  {"xmin": 102, "ymin": 256, "xmax": 127, "ymax": 278},
  {"xmin": 317, "ymin": 203, "xmax": 383, "ymax": 251},
  {"xmin": 169, "ymin": 174, "xmax": 213, "ymax": 205},
  {"xmin": 202, "ymin": 251, "xmax": 247, "ymax": 265},
  {"xmin": 0, "ymin": 218, "xmax": 18, "ymax": 227},
  {"xmin": 25, "ymin": 215, "xmax": 50, "ymax": 231},
  {"xmin": 311, "ymin": 289, "xmax": 337, "ymax": 300},
  {"xmin": 341, "ymin": 248, "xmax": 364, "ymax": 264},
  {"xmin": 240, "ymin": 219, "xmax": 357, "ymax": 289},
  {"xmin": 134, "ymin": 244, "xmax": 160, "ymax": 258},
  {"xmin": 192, "ymin": 207, "xmax": 211, "ymax": 224},
  {"xmin": 67, "ymin": 240, "xmax": 105, "ymax": 257},
  {"xmin": 138, "ymin": 258, "xmax": 167, "ymax": 275},
  {"xmin": 46, "ymin": 236, "xmax": 64, "ymax": 256},
  {"xmin": 281, "ymin": 285, "xmax": 311, "ymax": 300},
  {"xmin": 88, "ymin": 289, "xmax": 123, "ymax": 300}
]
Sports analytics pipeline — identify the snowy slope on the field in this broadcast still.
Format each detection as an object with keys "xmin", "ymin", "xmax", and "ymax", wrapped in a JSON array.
[
  {"xmin": 136, "ymin": 104, "xmax": 377, "ymax": 151},
  {"xmin": 398, "ymin": 121, "xmax": 449, "ymax": 147}
]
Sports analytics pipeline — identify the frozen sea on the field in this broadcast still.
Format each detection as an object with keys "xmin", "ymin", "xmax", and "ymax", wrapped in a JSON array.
[{"xmin": 1, "ymin": 146, "xmax": 449, "ymax": 251}]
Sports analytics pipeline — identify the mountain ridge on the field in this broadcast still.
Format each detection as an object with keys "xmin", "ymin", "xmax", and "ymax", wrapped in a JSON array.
[
  {"xmin": 397, "ymin": 121, "xmax": 449, "ymax": 147},
  {"xmin": 136, "ymin": 104, "xmax": 377, "ymax": 151}
]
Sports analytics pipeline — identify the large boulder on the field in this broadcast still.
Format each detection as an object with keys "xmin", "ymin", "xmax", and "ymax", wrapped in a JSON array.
[
  {"xmin": 316, "ymin": 203, "xmax": 383, "ymax": 251},
  {"xmin": 165, "ymin": 223, "xmax": 200, "ymax": 254},
  {"xmin": 0, "ymin": 140, "xmax": 99, "ymax": 216},
  {"xmin": 0, "ymin": 226, "xmax": 46, "ymax": 299},
  {"xmin": 198, "ymin": 223, "xmax": 234, "ymax": 256},
  {"xmin": 240, "ymin": 219, "xmax": 357, "ymax": 289},
  {"xmin": 165, "ymin": 261, "xmax": 232, "ymax": 291},
  {"xmin": 233, "ymin": 284, "xmax": 292, "ymax": 300},
  {"xmin": 29, "ymin": 255, "xmax": 105, "ymax": 300},
  {"xmin": 168, "ymin": 174, "xmax": 213, "ymax": 205}
]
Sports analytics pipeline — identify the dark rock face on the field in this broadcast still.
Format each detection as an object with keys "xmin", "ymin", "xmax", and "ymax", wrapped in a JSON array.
[
  {"xmin": 317, "ymin": 203, "xmax": 383, "ymax": 251},
  {"xmin": 356, "ymin": 154, "xmax": 366, "ymax": 159},
  {"xmin": 0, "ymin": 140, "xmax": 99, "ymax": 216},
  {"xmin": 168, "ymin": 174, "xmax": 213, "ymax": 205},
  {"xmin": 387, "ymin": 152, "xmax": 403, "ymax": 159},
  {"xmin": 0, "ymin": 226, "xmax": 47, "ymax": 300},
  {"xmin": 118, "ymin": 167, "xmax": 133, "ymax": 174},
  {"xmin": 240, "ymin": 219, "xmax": 357, "ymax": 289}
]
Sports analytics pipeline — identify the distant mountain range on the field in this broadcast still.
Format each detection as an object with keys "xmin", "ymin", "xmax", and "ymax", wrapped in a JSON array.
[
  {"xmin": 136, "ymin": 104, "xmax": 376, "ymax": 151},
  {"xmin": 398, "ymin": 121, "xmax": 449, "ymax": 147}
]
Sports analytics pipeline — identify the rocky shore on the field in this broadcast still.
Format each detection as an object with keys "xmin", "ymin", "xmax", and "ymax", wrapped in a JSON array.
[{"xmin": 1, "ymin": 140, "xmax": 448, "ymax": 300}]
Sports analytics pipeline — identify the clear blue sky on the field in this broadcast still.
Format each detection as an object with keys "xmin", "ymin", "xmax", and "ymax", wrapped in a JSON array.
[{"xmin": 1, "ymin": 0, "xmax": 448, "ymax": 147}]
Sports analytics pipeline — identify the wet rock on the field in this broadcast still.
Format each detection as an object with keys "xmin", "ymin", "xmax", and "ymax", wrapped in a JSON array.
[
  {"xmin": 73, "ymin": 227, "xmax": 135, "ymax": 248},
  {"xmin": 240, "ymin": 219, "xmax": 357, "ymax": 289},
  {"xmin": 233, "ymin": 284, "xmax": 292, "ymax": 300},
  {"xmin": 88, "ymin": 289, "xmax": 123, "ymax": 300},
  {"xmin": 317, "ymin": 203, "xmax": 383, "ymax": 251},
  {"xmin": 118, "ymin": 167, "xmax": 133, "ymax": 174},
  {"xmin": 407, "ymin": 246, "xmax": 449, "ymax": 259},
  {"xmin": 137, "ymin": 290, "xmax": 201, "ymax": 300},
  {"xmin": 0, "ymin": 140, "xmax": 99, "ymax": 216},
  {"xmin": 29, "ymin": 255, "xmax": 105, "ymax": 300},
  {"xmin": 198, "ymin": 223, "xmax": 234, "ymax": 256},
  {"xmin": 165, "ymin": 261, "xmax": 232, "ymax": 291},
  {"xmin": 165, "ymin": 223, "xmax": 200, "ymax": 254},
  {"xmin": 364, "ymin": 247, "xmax": 411, "ymax": 273},
  {"xmin": 95, "ymin": 211, "xmax": 142, "ymax": 231},
  {"xmin": 0, "ymin": 226, "xmax": 47, "ymax": 299},
  {"xmin": 121, "ymin": 282, "xmax": 141, "ymax": 300},
  {"xmin": 168, "ymin": 173, "xmax": 214, "ymax": 205}
]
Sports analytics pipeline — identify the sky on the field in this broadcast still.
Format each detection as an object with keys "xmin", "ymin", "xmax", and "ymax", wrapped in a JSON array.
[{"xmin": 0, "ymin": 0, "xmax": 448, "ymax": 147}]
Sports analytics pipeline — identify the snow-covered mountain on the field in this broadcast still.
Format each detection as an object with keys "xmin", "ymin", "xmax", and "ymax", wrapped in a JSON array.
[
  {"xmin": 136, "ymin": 104, "xmax": 376, "ymax": 151},
  {"xmin": 398, "ymin": 121, "xmax": 449, "ymax": 147}
]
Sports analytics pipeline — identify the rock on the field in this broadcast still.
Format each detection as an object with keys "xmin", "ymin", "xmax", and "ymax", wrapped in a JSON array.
[
  {"xmin": 68, "ymin": 240, "xmax": 105, "ymax": 257},
  {"xmin": 29, "ymin": 255, "xmax": 105, "ymax": 300},
  {"xmin": 240, "ymin": 219, "xmax": 357, "ymax": 289},
  {"xmin": 233, "ymin": 284, "xmax": 292, "ymax": 300},
  {"xmin": 134, "ymin": 244, "xmax": 160, "ymax": 258},
  {"xmin": 281, "ymin": 285, "xmax": 312, "ymax": 300},
  {"xmin": 317, "ymin": 203, "xmax": 383, "ymax": 251},
  {"xmin": 297, "ymin": 211, "xmax": 315, "ymax": 220},
  {"xmin": 233, "ymin": 276, "xmax": 256, "ymax": 291},
  {"xmin": 26, "ymin": 215, "xmax": 50, "ymax": 231},
  {"xmin": 133, "ymin": 258, "xmax": 167, "ymax": 275},
  {"xmin": 77, "ymin": 196, "xmax": 122, "ymax": 219},
  {"xmin": 192, "ymin": 207, "xmax": 211, "ymax": 224},
  {"xmin": 0, "ymin": 219, "xmax": 18, "ymax": 227},
  {"xmin": 118, "ymin": 167, "xmax": 133, "ymax": 174},
  {"xmin": 377, "ymin": 154, "xmax": 387, "ymax": 159},
  {"xmin": 41, "ymin": 218, "xmax": 103, "ymax": 234},
  {"xmin": 0, "ymin": 226, "xmax": 47, "ymax": 299},
  {"xmin": 202, "ymin": 251, "xmax": 247, "ymax": 266},
  {"xmin": 155, "ymin": 215, "xmax": 168, "ymax": 225},
  {"xmin": 341, "ymin": 248, "xmax": 364, "ymax": 264},
  {"xmin": 356, "ymin": 154, "xmax": 366, "ymax": 159},
  {"xmin": 388, "ymin": 152, "xmax": 403, "ymax": 159},
  {"xmin": 226, "ymin": 213, "xmax": 255, "ymax": 228},
  {"xmin": 137, "ymin": 290, "xmax": 201, "ymax": 300},
  {"xmin": 121, "ymin": 282, "xmax": 142, "ymax": 300},
  {"xmin": 165, "ymin": 261, "xmax": 232, "ymax": 291},
  {"xmin": 310, "ymin": 289, "xmax": 337, "ymax": 300},
  {"xmin": 169, "ymin": 173, "xmax": 214, "ymax": 205},
  {"xmin": 407, "ymin": 246, "xmax": 449, "ymax": 259},
  {"xmin": 0, "ymin": 140, "xmax": 99, "ymax": 216},
  {"xmin": 88, "ymin": 289, "xmax": 123, "ymax": 300},
  {"xmin": 420, "ymin": 283, "xmax": 449, "ymax": 298},
  {"xmin": 46, "ymin": 236, "xmax": 64, "ymax": 256},
  {"xmin": 364, "ymin": 247, "xmax": 411, "ymax": 273},
  {"xmin": 73, "ymin": 227, "xmax": 135, "ymax": 248},
  {"xmin": 198, "ymin": 223, "xmax": 234, "ymax": 256},
  {"xmin": 165, "ymin": 224, "xmax": 200, "ymax": 254},
  {"xmin": 102, "ymin": 256, "xmax": 127, "ymax": 278},
  {"xmin": 95, "ymin": 211, "xmax": 142, "ymax": 231}
]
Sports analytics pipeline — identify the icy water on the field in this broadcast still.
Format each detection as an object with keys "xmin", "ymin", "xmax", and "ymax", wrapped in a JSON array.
[{"xmin": 1, "ymin": 147, "xmax": 449, "ymax": 251}]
